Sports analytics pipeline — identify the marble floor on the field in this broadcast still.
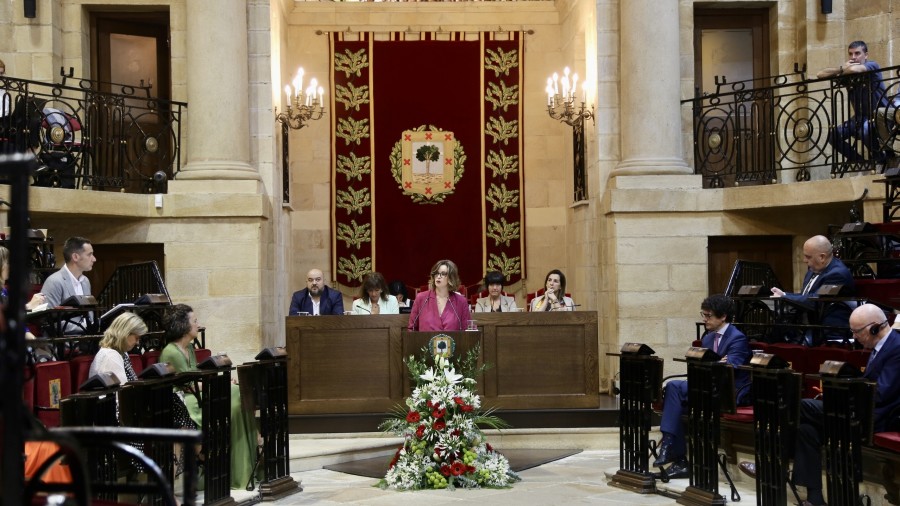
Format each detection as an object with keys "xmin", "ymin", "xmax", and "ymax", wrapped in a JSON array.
[{"xmin": 263, "ymin": 450, "xmax": 758, "ymax": 505}]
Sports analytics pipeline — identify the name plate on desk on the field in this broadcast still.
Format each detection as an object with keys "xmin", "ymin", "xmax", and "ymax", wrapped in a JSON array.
[
  {"xmin": 819, "ymin": 360, "xmax": 860, "ymax": 378},
  {"xmin": 750, "ymin": 352, "xmax": 789, "ymax": 369},
  {"xmin": 255, "ymin": 346, "xmax": 287, "ymax": 360},
  {"xmin": 61, "ymin": 295, "xmax": 97, "ymax": 307},
  {"xmin": 737, "ymin": 285, "xmax": 764, "ymax": 296},
  {"xmin": 685, "ymin": 346, "xmax": 720, "ymax": 362},
  {"xmin": 816, "ymin": 284, "xmax": 844, "ymax": 296},
  {"xmin": 139, "ymin": 362, "xmax": 176, "ymax": 379},
  {"xmin": 620, "ymin": 342, "xmax": 655, "ymax": 355},
  {"xmin": 198, "ymin": 354, "xmax": 233, "ymax": 370}
]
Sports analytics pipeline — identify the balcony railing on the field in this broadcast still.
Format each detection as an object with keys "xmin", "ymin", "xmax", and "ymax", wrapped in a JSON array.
[
  {"xmin": 684, "ymin": 64, "xmax": 900, "ymax": 188},
  {"xmin": 0, "ymin": 68, "xmax": 185, "ymax": 193}
]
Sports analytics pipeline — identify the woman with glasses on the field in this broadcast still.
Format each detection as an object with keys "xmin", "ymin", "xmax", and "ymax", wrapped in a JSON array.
[
  {"xmin": 530, "ymin": 269, "xmax": 575, "ymax": 311},
  {"xmin": 407, "ymin": 259, "xmax": 471, "ymax": 331},
  {"xmin": 474, "ymin": 271, "xmax": 518, "ymax": 313}
]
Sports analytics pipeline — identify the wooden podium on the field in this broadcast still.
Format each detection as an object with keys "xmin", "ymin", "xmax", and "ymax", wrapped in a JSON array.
[{"xmin": 285, "ymin": 312, "xmax": 599, "ymax": 430}]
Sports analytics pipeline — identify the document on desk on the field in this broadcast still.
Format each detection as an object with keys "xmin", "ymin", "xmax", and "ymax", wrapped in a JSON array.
[{"xmin": 100, "ymin": 303, "xmax": 136, "ymax": 321}]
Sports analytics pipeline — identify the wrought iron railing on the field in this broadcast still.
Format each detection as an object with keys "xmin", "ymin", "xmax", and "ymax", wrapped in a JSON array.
[
  {"xmin": 684, "ymin": 64, "xmax": 900, "ymax": 187},
  {"xmin": 0, "ymin": 68, "xmax": 185, "ymax": 193}
]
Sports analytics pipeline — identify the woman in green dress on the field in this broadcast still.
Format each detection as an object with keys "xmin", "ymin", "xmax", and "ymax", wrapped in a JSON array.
[{"xmin": 160, "ymin": 303, "xmax": 257, "ymax": 490}]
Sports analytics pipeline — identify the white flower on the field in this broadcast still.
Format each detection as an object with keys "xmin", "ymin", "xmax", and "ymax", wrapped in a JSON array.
[
  {"xmin": 420, "ymin": 367, "xmax": 437, "ymax": 382},
  {"xmin": 444, "ymin": 367, "xmax": 463, "ymax": 385}
]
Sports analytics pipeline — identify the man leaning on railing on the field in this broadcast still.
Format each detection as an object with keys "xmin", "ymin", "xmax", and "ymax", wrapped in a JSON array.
[{"xmin": 817, "ymin": 40, "xmax": 890, "ymax": 165}]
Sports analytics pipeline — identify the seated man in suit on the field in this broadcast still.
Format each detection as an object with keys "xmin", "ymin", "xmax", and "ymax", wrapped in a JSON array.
[
  {"xmin": 653, "ymin": 294, "xmax": 751, "ymax": 479},
  {"xmin": 791, "ymin": 304, "xmax": 900, "ymax": 506},
  {"xmin": 289, "ymin": 268, "xmax": 344, "ymax": 316},
  {"xmin": 40, "ymin": 236, "xmax": 96, "ymax": 334},
  {"xmin": 771, "ymin": 235, "xmax": 855, "ymax": 345}
]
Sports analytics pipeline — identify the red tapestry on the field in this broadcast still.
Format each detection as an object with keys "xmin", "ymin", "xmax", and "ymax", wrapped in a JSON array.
[{"xmin": 330, "ymin": 32, "xmax": 525, "ymax": 290}]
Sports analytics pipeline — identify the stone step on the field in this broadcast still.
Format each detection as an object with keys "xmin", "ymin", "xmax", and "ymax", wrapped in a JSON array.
[{"xmin": 287, "ymin": 427, "xmax": 623, "ymax": 473}]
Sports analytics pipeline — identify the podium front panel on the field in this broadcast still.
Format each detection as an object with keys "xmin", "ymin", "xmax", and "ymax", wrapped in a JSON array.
[{"xmin": 286, "ymin": 312, "xmax": 599, "ymax": 415}]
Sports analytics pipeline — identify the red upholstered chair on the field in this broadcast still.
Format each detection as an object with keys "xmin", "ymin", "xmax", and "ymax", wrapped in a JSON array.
[
  {"xmin": 34, "ymin": 361, "xmax": 72, "ymax": 428},
  {"xmin": 194, "ymin": 348, "xmax": 212, "ymax": 364},
  {"xmin": 873, "ymin": 432, "xmax": 900, "ymax": 453},
  {"xmin": 846, "ymin": 349, "xmax": 872, "ymax": 370},
  {"xmin": 69, "ymin": 355, "xmax": 95, "ymax": 392},
  {"xmin": 128, "ymin": 353, "xmax": 144, "ymax": 377},
  {"xmin": 721, "ymin": 405, "xmax": 754, "ymax": 424},
  {"xmin": 143, "ymin": 350, "xmax": 161, "ymax": 368},
  {"xmin": 526, "ymin": 288, "xmax": 545, "ymax": 310},
  {"xmin": 23, "ymin": 368, "xmax": 35, "ymax": 413}
]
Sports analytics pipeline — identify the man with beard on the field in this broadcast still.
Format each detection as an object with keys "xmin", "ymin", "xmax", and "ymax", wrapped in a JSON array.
[{"xmin": 289, "ymin": 268, "xmax": 344, "ymax": 316}]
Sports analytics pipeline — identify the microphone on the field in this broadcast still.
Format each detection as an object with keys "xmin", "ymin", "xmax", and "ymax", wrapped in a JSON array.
[
  {"xmin": 356, "ymin": 305, "xmax": 371, "ymax": 314},
  {"xmin": 410, "ymin": 292, "xmax": 431, "ymax": 331}
]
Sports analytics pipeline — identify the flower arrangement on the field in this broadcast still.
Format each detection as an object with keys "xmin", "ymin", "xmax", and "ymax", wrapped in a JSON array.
[{"xmin": 378, "ymin": 345, "xmax": 520, "ymax": 490}]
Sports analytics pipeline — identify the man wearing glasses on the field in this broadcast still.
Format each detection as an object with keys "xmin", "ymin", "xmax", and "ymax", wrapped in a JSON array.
[
  {"xmin": 771, "ymin": 235, "xmax": 855, "ymax": 346},
  {"xmin": 289, "ymin": 268, "xmax": 345, "ymax": 316},
  {"xmin": 652, "ymin": 294, "xmax": 751, "ymax": 479},
  {"xmin": 789, "ymin": 303, "xmax": 900, "ymax": 506}
]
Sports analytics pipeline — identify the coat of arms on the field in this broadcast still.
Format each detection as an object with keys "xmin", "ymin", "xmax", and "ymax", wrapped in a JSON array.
[{"xmin": 390, "ymin": 124, "xmax": 466, "ymax": 204}]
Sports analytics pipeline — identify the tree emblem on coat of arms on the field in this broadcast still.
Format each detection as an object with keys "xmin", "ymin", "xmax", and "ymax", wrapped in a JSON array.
[{"xmin": 391, "ymin": 125, "xmax": 466, "ymax": 204}]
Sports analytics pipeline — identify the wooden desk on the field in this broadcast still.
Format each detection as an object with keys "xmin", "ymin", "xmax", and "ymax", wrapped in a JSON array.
[{"xmin": 285, "ymin": 312, "xmax": 599, "ymax": 417}]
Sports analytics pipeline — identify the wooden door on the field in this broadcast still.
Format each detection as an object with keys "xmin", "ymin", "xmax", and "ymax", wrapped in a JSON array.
[{"xmin": 707, "ymin": 236, "xmax": 793, "ymax": 294}]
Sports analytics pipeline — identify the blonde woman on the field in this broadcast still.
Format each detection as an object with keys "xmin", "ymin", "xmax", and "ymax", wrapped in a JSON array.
[{"xmin": 88, "ymin": 312, "xmax": 147, "ymax": 384}]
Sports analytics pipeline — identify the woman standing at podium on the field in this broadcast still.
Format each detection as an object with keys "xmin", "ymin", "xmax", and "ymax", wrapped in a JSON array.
[
  {"xmin": 161, "ymin": 304, "xmax": 257, "ymax": 489},
  {"xmin": 408, "ymin": 259, "xmax": 471, "ymax": 331}
]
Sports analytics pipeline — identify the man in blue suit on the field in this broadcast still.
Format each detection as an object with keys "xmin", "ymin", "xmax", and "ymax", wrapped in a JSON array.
[
  {"xmin": 289, "ymin": 268, "xmax": 344, "ymax": 316},
  {"xmin": 653, "ymin": 294, "xmax": 751, "ymax": 479},
  {"xmin": 790, "ymin": 303, "xmax": 900, "ymax": 506},
  {"xmin": 771, "ymin": 235, "xmax": 855, "ymax": 345}
]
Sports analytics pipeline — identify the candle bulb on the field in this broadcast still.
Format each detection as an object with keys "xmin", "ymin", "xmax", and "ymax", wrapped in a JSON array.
[
  {"xmin": 571, "ymin": 73, "xmax": 578, "ymax": 102},
  {"xmin": 552, "ymin": 72, "xmax": 559, "ymax": 95},
  {"xmin": 317, "ymin": 86, "xmax": 325, "ymax": 106},
  {"xmin": 285, "ymin": 85, "xmax": 292, "ymax": 102}
]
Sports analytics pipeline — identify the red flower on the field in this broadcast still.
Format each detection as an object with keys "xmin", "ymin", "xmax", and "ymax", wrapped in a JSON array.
[
  {"xmin": 486, "ymin": 443, "xmax": 494, "ymax": 452},
  {"xmin": 406, "ymin": 411, "xmax": 421, "ymax": 423},
  {"xmin": 451, "ymin": 461, "xmax": 466, "ymax": 476},
  {"xmin": 440, "ymin": 464, "xmax": 451, "ymax": 477},
  {"xmin": 415, "ymin": 425, "xmax": 425, "ymax": 438},
  {"xmin": 434, "ymin": 447, "xmax": 442, "ymax": 457},
  {"xmin": 426, "ymin": 400, "xmax": 433, "ymax": 408},
  {"xmin": 432, "ymin": 407, "xmax": 446, "ymax": 419},
  {"xmin": 433, "ymin": 420, "xmax": 446, "ymax": 431},
  {"xmin": 453, "ymin": 396, "xmax": 465, "ymax": 405},
  {"xmin": 451, "ymin": 429, "xmax": 461, "ymax": 437},
  {"xmin": 389, "ymin": 448, "xmax": 401, "ymax": 469},
  {"xmin": 461, "ymin": 405, "xmax": 473, "ymax": 412},
  {"xmin": 467, "ymin": 465, "xmax": 476, "ymax": 473}
]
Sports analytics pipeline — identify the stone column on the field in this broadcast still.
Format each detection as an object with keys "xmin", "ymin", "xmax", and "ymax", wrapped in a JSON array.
[
  {"xmin": 179, "ymin": 0, "xmax": 258, "ymax": 180},
  {"xmin": 612, "ymin": 0, "xmax": 690, "ymax": 176}
]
